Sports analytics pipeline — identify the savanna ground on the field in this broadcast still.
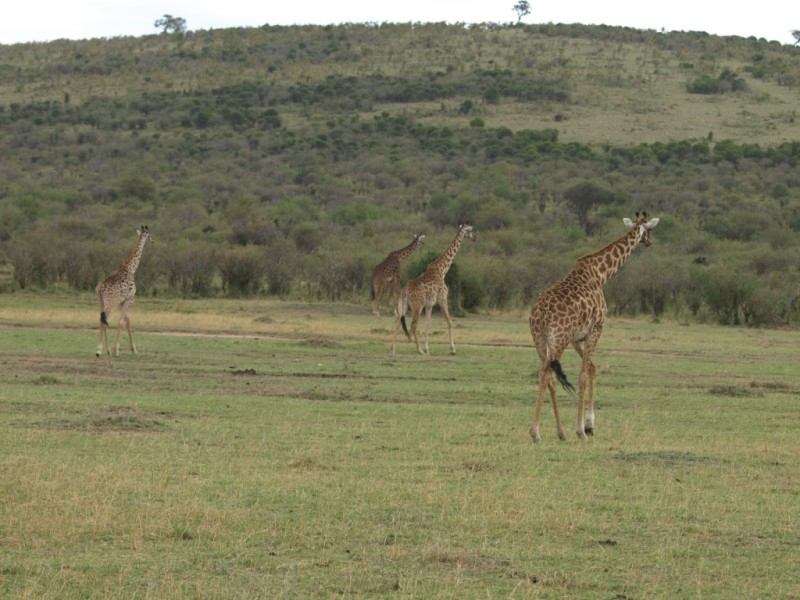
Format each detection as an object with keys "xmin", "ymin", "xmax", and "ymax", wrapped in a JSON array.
[{"xmin": 1, "ymin": 293, "xmax": 798, "ymax": 598}]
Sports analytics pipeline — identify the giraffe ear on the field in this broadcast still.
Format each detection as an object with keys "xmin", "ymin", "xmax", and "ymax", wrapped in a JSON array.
[
  {"xmin": 623, "ymin": 218, "xmax": 634, "ymax": 228},
  {"xmin": 644, "ymin": 218, "xmax": 660, "ymax": 229}
]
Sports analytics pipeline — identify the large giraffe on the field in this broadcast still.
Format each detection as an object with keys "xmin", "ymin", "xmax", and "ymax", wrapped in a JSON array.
[
  {"xmin": 392, "ymin": 223, "xmax": 476, "ymax": 355},
  {"xmin": 371, "ymin": 232, "xmax": 425, "ymax": 316},
  {"xmin": 95, "ymin": 226, "xmax": 153, "ymax": 357},
  {"xmin": 528, "ymin": 212, "xmax": 659, "ymax": 442}
]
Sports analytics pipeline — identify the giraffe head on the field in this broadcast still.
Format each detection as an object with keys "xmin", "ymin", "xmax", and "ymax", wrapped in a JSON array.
[
  {"xmin": 413, "ymin": 232, "xmax": 426, "ymax": 245},
  {"xmin": 623, "ymin": 212, "xmax": 659, "ymax": 247},
  {"xmin": 137, "ymin": 225, "xmax": 153, "ymax": 244},
  {"xmin": 459, "ymin": 223, "xmax": 477, "ymax": 242}
]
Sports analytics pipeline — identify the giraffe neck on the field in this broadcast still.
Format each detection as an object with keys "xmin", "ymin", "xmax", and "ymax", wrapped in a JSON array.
[
  {"xmin": 121, "ymin": 233, "xmax": 148, "ymax": 276},
  {"xmin": 578, "ymin": 227, "xmax": 640, "ymax": 286},
  {"xmin": 395, "ymin": 238, "xmax": 422, "ymax": 262},
  {"xmin": 428, "ymin": 230, "xmax": 466, "ymax": 280}
]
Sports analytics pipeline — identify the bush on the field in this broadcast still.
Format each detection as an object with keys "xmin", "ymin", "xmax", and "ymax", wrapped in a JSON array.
[
  {"xmin": 700, "ymin": 264, "xmax": 757, "ymax": 325},
  {"xmin": 219, "ymin": 246, "xmax": 267, "ymax": 296},
  {"xmin": 162, "ymin": 241, "xmax": 220, "ymax": 296}
]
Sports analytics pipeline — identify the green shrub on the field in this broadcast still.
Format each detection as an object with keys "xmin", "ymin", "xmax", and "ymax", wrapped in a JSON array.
[{"xmin": 219, "ymin": 246, "xmax": 267, "ymax": 296}]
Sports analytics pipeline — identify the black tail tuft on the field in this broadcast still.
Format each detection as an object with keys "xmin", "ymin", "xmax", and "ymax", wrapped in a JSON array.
[
  {"xmin": 400, "ymin": 315, "xmax": 410, "ymax": 339},
  {"xmin": 100, "ymin": 311, "xmax": 108, "ymax": 326},
  {"xmin": 551, "ymin": 360, "xmax": 575, "ymax": 394}
]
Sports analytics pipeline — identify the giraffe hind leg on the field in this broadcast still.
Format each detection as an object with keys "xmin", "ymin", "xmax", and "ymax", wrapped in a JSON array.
[
  {"xmin": 531, "ymin": 362, "xmax": 566, "ymax": 442},
  {"xmin": 96, "ymin": 311, "xmax": 110, "ymax": 357},
  {"xmin": 572, "ymin": 340, "xmax": 597, "ymax": 438},
  {"xmin": 411, "ymin": 306, "xmax": 424, "ymax": 354},
  {"xmin": 584, "ymin": 361, "xmax": 597, "ymax": 435},
  {"xmin": 113, "ymin": 302, "xmax": 132, "ymax": 356},
  {"xmin": 422, "ymin": 305, "xmax": 434, "ymax": 355},
  {"xmin": 549, "ymin": 376, "xmax": 566, "ymax": 441}
]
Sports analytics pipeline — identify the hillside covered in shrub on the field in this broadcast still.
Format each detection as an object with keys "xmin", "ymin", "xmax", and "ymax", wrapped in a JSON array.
[{"xmin": 1, "ymin": 22, "xmax": 799, "ymax": 325}]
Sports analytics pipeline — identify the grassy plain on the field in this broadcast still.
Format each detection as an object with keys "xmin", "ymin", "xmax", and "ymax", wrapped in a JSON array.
[{"xmin": 1, "ymin": 293, "xmax": 798, "ymax": 598}]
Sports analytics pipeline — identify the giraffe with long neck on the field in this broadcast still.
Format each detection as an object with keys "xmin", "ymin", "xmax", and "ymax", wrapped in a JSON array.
[
  {"xmin": 392, "ymin": 223, "xmax": 476, "ymax": 355},
  {"xmin": 371, "ymin": 232, "xmax": 425, "ymax": 316},
  {"xmin": 528, "ymin": 212, "xmax": 659, "ymax": 442},
  {"xmin": 95, "ymin": 226, "xmax": 153, "ymax": 357}
]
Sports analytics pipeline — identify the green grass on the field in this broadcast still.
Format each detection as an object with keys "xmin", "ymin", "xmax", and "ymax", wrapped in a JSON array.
[{"xmin": 1, "ymin": 294, "xmax": 798, "ymax": 598}]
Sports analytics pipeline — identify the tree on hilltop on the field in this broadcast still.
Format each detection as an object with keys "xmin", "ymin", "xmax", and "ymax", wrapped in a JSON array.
[
  {"xmin": 512, "ymin": 1, "xmax": 531, "ymax": 23},
  {"xmin": 155, "ymin": 15, "xmax": 187, "ymax": 35}
]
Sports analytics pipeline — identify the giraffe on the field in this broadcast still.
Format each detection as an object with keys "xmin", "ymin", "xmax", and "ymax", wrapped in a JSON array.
[
  {"xmin": 371, "ymin": 232, "xmax": 426, "ymax": 316},
  {"xmin": 392, "ymin": 223, "xmax": 476, "ymax": 355},
  {"xmin": 528, "ymin": 212, "xmax": 659, "ymax": 442},
  {"xmin": 95, "ymin": 226, "xmax": 153, "ymax": 357}
]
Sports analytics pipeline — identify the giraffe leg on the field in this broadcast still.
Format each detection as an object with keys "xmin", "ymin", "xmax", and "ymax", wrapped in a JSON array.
[
  {"xmin": 113, "ymin": 302, "xmax": 131, "ymax": 357},
  {"xmin": 576, "ymin": 367, "xmax": 589, "ymax": 440},
  {"xmin": 372, "ymin": 280, "xmax": 384, "ymax": 316},
  {"xmin": 570, "ymin": 341, "xmax": 587, "ymax": 439},
  {"xmin": 584, "ymin": 360, "xmax": 597, "ymax": 435},
  {"xmin": 96, "ymin": 314, "xmax": 109, "ymax": 357},
  {"xmin": 573, "ymin": 334, "xmax": 600, "ymax": 438},
  {"xmin": 412, "ymin": 306, "xmax": 425, "ymax": 354},
  {"xmin": 124, "ymin": 314, "xmax": 137, "ymax": 354},
  {"xmin": 391, "ymin": 292, "xmax": 408, "ymax": 354},
  {"xmin": 389, "ymin": 282, "xmax": 400, "ymax": 317},
  {"xmin": 391, "ymin": 314, "xmax": 401, "ymax": 354},
  {"xmin": 440, "ymin": 300, "xmax": 456, "ymax": 355},
  {"xmin": 112, "ymin": 320, "xmax": 122, "ymax": 356},
  {"xmin": 549, "ymin": 377, "xmax": 567, "ymax": 440},
  {"xmin": 532, "ymin": 363, "xmax": 564, "ymax": 442},
  {"xmin": 423, "ymin": 305, "xmax": 434, "ymax": 354},
  {"xmin": 113, "ymin": 316, "xmax": 125, "ymax": 357}
]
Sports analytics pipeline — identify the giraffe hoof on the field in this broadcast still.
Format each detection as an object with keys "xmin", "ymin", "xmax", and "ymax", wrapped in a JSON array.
[
  {"xmin": 557, "ymin": 432, "xmax": 567, "ymax": 441},
  {"xmin": 530, "ymin": 431, "xmax": 541, "ymax": 444},
  {"xmin": 585, "ymin": 426, "xmax": 594, "ymax": 436}
]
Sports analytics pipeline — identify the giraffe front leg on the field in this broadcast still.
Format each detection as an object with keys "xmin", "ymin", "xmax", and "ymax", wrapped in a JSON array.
[
  {"xmin": 440, "ymin": 301, "xmax": 455, "ymax": 355},
  {"xmin": 584, "ymin": 361, "xmax": 597, "ymax": 435},
  {"xmin": 124, "ymin": 315, "xmax": 137, "ymax": 354}
]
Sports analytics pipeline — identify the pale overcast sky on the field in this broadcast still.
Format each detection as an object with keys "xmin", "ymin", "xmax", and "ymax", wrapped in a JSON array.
[{"xmin": 1, "ymin": 0, "xmax": 796, "ymax": 46}]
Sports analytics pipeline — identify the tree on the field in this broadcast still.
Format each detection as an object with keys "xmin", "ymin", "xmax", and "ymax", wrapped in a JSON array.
[
  {"xmin": 793, "ymin": 30, "xmax": 800, "ymax": 45},
  {"xmin": 563, "ymin": 181, "xmax": 624, "ymax": 234},
  {"xmin": 512, "ymin": 1, "xmax": 531, "ymax": 23},
  {"xmin": 154, "ymin": 14, "xmax": 187, "ymax": 35}
]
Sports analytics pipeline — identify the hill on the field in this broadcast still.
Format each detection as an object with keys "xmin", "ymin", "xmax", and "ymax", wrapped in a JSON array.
[{"xmin": 1, "ymin": 23, "xmax": 799, "ymax": 325}]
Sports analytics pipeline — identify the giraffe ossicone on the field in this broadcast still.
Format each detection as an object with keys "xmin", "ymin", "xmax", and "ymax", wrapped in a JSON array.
[
  {"xmin": 391, "ymin": 223, "xmax": 476, "ymax": 355},
  {"xmin": 95, "ymin": 226, "xmax": 153, "ymax": 357},
  {"xmin": 528, "ymin": 212, "xmax": 659, "ymax": 442}
]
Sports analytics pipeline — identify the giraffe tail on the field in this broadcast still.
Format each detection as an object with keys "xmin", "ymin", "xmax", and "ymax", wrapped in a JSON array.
[
  {"xmin": 400, "ymin": 315, "xmax": 410, "ymax": 339},
  {"xmin": 551, "ymin": 360, "xmax": 575, "ymax": 394},
  {"xmin": 397, "ymin": 294, "xmax": 410, "ymax": 339},
  {"xmin": 100, "ymin": 311, "xmax": 109, "ymax": 326}
]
